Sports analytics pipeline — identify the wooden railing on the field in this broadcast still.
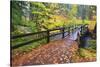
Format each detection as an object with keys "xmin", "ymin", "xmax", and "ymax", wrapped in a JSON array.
[{"xmin": 11, "ymin": 24, "xmax": 88, "ymax": 49}]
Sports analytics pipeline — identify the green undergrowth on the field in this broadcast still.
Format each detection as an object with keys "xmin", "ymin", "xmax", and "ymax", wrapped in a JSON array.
[
  {"xmin": 12, "ymin": 38, "xmax": 47, "ymax": 56},
  {"xmin": 79, "ymin": 48, "xmax": 96, "ymax": 58},
  {"xmin": 71, "ymin": 39, "xmax": 96, "ymax": 62},
  {"xmin": 79, "ymin": 39, "xmax": 96, "ymax": 58}
]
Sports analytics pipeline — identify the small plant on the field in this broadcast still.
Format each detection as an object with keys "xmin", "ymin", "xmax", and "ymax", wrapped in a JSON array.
[
  {"xmin": 79, "ymin": 48, "xmax": 96, "ymax": 58},
  {"xmin": 88, "ymin": 40, "xmax": 96, "ymax": 50}
]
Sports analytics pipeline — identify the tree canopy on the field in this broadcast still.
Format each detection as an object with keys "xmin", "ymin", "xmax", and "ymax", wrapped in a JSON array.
[{"xmin": 11, "ymin": 1, "xmax": 96, "ymax": 35}]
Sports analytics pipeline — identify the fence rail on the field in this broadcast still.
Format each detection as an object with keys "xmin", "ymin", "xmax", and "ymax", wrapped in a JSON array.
[{"xmin": 11, "ymin": 24, "xmax": 88, "ymax": 49}]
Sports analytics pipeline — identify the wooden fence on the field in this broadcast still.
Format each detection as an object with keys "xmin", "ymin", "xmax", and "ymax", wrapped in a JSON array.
[{"xmin": 11, "ymin": 24, "xmax": 88, "ymax": 49}]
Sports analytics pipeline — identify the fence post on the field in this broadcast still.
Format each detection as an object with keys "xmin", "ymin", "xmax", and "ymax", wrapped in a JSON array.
[
  {"xmin": 68, "ymin": 26, "xmax": 70, "ymax": 35},
  {"xmin": 62, "ymin": 27, "xmax": 65, "ymax": 38},
  {"xmin": 83, "ymin": 25, "xmax": 85, "ymax": 33},
  {"xmin": 74, "ymin": 25, "xmax": 76, "ymax": 31},
  {"xmin": 84, "ymin": 24, "xmax": 87, "ymax": 33},
  {"xmin": 72, "ymin": 26, "xmax": 74, "ymax": 32},
  {"xmin": 47, "ymin": 30, "xmax": 50, "ymax": 43},
  {"xmin": 80, "ymin": 25, "xmax": 83, "ymax": 35}
]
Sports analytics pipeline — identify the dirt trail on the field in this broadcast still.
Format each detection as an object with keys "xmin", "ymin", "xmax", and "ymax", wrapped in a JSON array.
[{"xmin": 12, "ymin": 38, "xmax": 78, "ymax": 66}]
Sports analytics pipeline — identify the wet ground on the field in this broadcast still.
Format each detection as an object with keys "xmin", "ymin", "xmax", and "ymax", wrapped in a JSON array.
[
  {"xmin": 12, "ymin": 38, "xmax": 78, "ymax": 66},
  {"xmin": 11, "ymin": 28, "xmax": 96, "ymax": 66}
]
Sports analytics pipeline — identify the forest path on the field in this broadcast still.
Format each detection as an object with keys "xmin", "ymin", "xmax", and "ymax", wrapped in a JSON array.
[
  {"xmin": 12, "ymin": 38, "xmax": 79, "ymax": 66},
  {"xmin": 12, "ymin": 27, "xmax": 96, "ymax": 66}
]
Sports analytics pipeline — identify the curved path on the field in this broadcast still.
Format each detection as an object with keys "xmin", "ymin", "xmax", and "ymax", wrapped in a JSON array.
[
  {"xmin": 12, "ymin": 27, "xmax": 96, "ymax": 66},
  {"xmin": 12, "ymin": 38, "xmax": 78, "ymax": 66}
]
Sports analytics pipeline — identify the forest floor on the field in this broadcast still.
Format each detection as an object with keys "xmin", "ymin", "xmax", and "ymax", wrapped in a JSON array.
[{"xmin": 12, "ymin": 38, "xmax": 96, "ymax": 66}]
